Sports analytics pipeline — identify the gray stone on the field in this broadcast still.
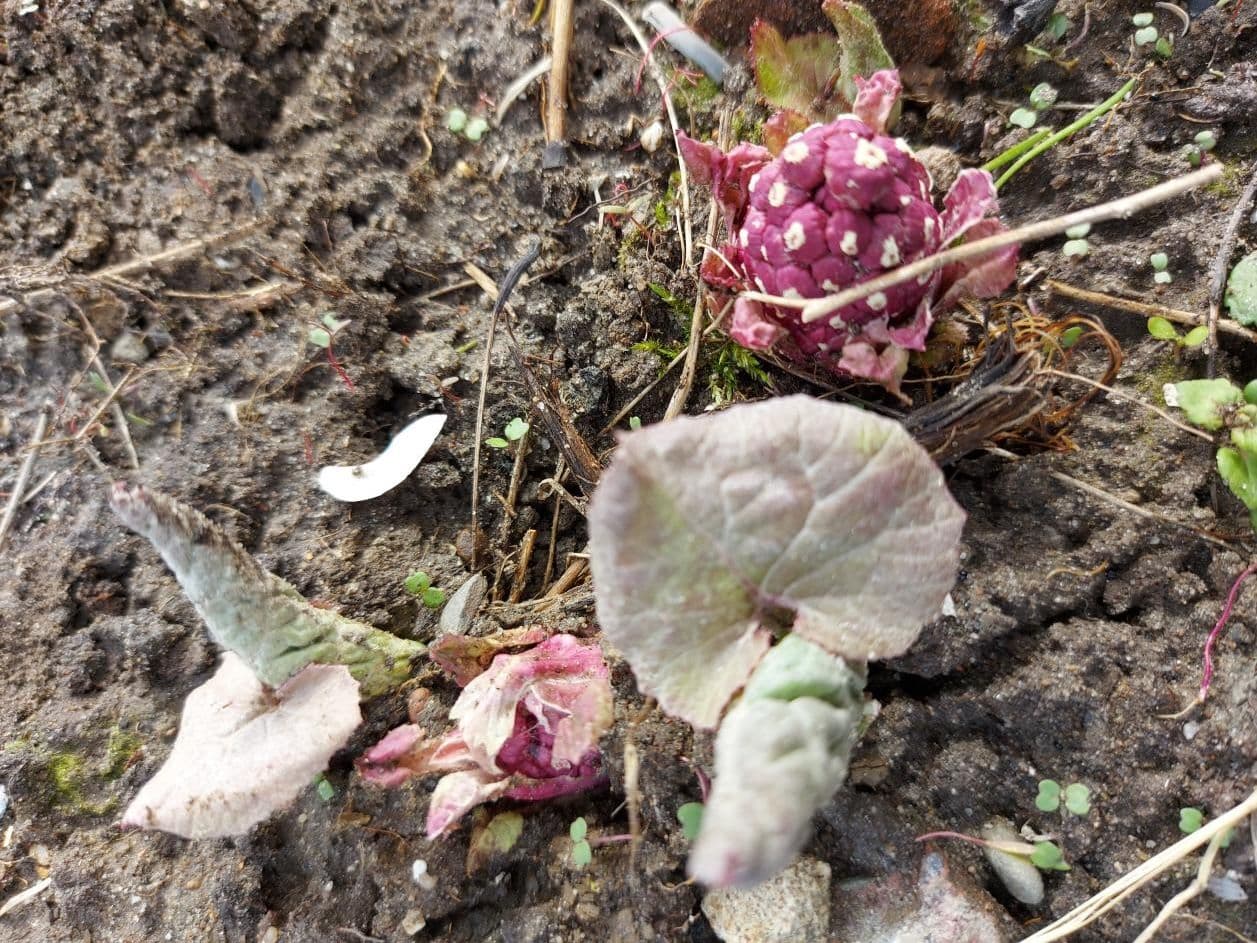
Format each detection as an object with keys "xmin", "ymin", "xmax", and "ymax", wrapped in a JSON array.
[{"xmin": 703, "ymin": 857, "xmax": 831, "ymax": 943}]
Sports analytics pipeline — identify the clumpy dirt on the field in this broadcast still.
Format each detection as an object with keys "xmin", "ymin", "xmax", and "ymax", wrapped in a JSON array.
[{"xmin": 2, "ymin": 0, "xmax": 1256, "ymax": 940}]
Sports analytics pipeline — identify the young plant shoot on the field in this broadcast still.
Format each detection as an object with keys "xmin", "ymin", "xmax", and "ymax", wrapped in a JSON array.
[
  {"xmin": 587, "ymin": 395, "xmax": 965, "ymax": 887},
  {"xmin": 108, "ymin": 484, "xmax": 425, "ymax": 837}
]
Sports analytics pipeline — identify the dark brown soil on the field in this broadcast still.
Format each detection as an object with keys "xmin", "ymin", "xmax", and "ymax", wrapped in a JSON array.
[{"xmin": 1, "ymin": 1, "xmax": 1255, "ymax": 941}]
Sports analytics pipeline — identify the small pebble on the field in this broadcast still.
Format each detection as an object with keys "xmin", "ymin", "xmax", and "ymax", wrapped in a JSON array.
[
  {"xmin": 411, "ymin": 858, "xmax": 437, "ymax": 890},
  {"xmin": 401, "ymin": 909, "xmax": 426, "ymax": 934},
  {"xmin": 0, "ymin": 784, "xmax": 8, "ymax": 821}
]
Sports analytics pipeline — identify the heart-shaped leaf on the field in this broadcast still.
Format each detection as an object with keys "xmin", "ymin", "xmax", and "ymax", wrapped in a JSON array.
[
  {"xmin": 588, "ymin": 395, "xmax": 965, "ymax": 728},
  {"xmin": 122, "ymin": 654, "xmax": 361, "ymax": 839}
]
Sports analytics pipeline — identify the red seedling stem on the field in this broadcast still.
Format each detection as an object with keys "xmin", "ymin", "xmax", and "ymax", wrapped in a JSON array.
[
  {"xmin": 326, "ymin": 342, "xmax": 356, "ymax": 391},
  {"xmin": 1199, "ymin": 558, "xmax": 1257, "ymax": 704}
]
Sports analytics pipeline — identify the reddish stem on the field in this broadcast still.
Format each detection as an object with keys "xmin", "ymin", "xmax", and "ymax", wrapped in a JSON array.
[
  {"xmin": 635, "ymin": 26, "xmax": 688, "ymax": 94},
  {"xmin": 326, "ymin": 342, "xmax": 356, "ymax": 391},
  {"xmin": 1199, "ymin": 559, "xmax": 1257, "ymax": 703},
  {"xmin": 588, "ymin": 833, "xmax": 633, "ymax": 848}
]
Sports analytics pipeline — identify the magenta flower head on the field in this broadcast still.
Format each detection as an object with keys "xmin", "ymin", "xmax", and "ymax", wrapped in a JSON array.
[{"xmin": 679, "ymin": 70, "xmax": 1018, "ymax": 395}]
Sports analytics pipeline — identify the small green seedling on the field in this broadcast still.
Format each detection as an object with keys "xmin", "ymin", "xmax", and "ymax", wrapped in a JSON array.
[
  {"xmin": 1149, "ymin": 252, "xmax": 1173, "ymax": 285},
  {"xmin": 308, "ymin": 312, "xmax": 351, "ymax": 349},
  {"xmin": 403, "ymin": 571, "xmax": 446, "ymax": 609},
  {"xmin": 486, "ymin": 417, "xmax": 530, "ymax": 449},
  {"xmin": 1035, "ymin": 780, "xmax": 1092, "ymax": 816},
  {"xmin": 1165, "ymin": 378, "xmax": 1257, "ymax": 528},
  {"xmin": 569, "ymin": 816, "xmax": 593, "ymax": 868},
  {"xmin": 1031, "ymin": 841, "xmax": 1071, "ymax": 871},
  {"xmin": 1182, "ymin": 129, "xmax": 1217, "ymax": 167},
  {"xmin": 1009, "ymin": 83, "xmax": 1058, "ymax": 130},
  {"xmin": 1179, "ymin": 806, "xmax": 1205, "ymax": 833},
  {"xmin": 1132, "ymin": 12, "xmax": 1158, "ymax": 46},
  {"xmin": 677, "ymin": 802, "xmax": 704, "ymax": 841},
  {"xmin": 446, "ymin": 107, "xmax": 489, "ymax": 143},
  {"xmin": 628, "ymin": 416, "xmax": 642, "ymax": 431},
  {"xmin": 1063, "ymin": 224, "xmax": 1091, "ymax": 258},
  {"xmin": 446, "ymin": 108, "xmax": 468, "ymax": 133},
  {"xmin": 1147, "ymin": 317, "xmax": 1207, "ymax": 348},
  {"xmin": 314, "ymin": 775, "xmax": 335, "ymax": 802},
  {"xmin": 1045, "ymin": 13, "xmax": 1070, "ymax": 41},
  {"xmin": 1225, "ymin": 252, "xmax": 1257, "ymax": 326}
]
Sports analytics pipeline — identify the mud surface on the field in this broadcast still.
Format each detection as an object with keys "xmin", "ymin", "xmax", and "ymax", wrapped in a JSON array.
[{"xmin": 2, "ymin": 0, "xmax": 1256, "ymax": 940}]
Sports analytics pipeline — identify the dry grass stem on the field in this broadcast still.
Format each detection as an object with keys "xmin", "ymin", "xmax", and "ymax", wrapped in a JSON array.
[
  {"xmin": 546, "ymin": 0, "xmax": 574, "ymax": 143},
  {"xmin": 1039, "ymin": 368, "xmax": 1214, "ymax": 442},
  {"xmin": 1206, "ymin": 159, "xmax": 1257, "ymax": 376},
  {"xmin": 0, "ymin": 403, "xmax": 51, "ymax": 551},
  {"xmin": 1131, "ymin": 828, "xmax": 1228, "ymax": 943},
  {"xmin": 597, "ymin": 0, "xmax": 693, "ymax": 267},
  {"xmin": 1020, "ymin": 787, "xmax": 1257, "ymax": 942},
  {"xmin": 1046, "ymin": 280, "xmax": 1257, "ymax": 341},
  {"xmin": 509, "ymin": 528, "xmax": 538, "ymax": 603}
]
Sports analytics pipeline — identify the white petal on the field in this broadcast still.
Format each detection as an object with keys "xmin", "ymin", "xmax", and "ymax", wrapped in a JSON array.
[{"xmin": 318, "ymin": 414, "xmax": 447, "ymax": 502}]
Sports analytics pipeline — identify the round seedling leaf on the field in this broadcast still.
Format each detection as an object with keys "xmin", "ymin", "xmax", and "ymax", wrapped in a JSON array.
[
  {"xmin": 421, "ymin": 587, "xmax": 446, "ymax": 609},
  {"xmin": 1063, "ymin": 783, "xmax": 1091, "ymax": 816},
  {"xmin": 1031, "ymin": 841, "xmax": 1070, "ymax": 872},
  {"xmin": 1009, "ymin": 108, "xmax": 1038, "ymax": 130},
  {"xmin": 465, "ymin": 116, "xmax": 489, "ymax": 142},
  {"xmin": 1225, "ymin": 252, "xmax": 1257, "ymax": 327},
  {"xmin": 446, "ymin": 108, "xmax": 468, "ymax": 133},
  {"xmin": 404, "ymin": 571, "xmax": 432, "ymax": 595},
  {"xmin": 485, "ymin": 437, "xmax": 509, "ymax": 449},
  {"xmin": 1147, "ymin": 317, "xmax": 1179, "ymax": 341},
  {"xmin": 318, "ymin": 414, "xmax": 447, "ymax": 502},
  {"xmin": 1179, "ymin": 807, "xmax": 1205, "ymax": 834},
  {"xmin": 1154, "ymin": 271, "xmax": 1173, "ymax": 285},
  {"xmin": 1059, "ymin": 326, "xmax": 1084, "ymax": 349},
  {"xmin": 1029, "ymin": 83, "xmax": 1058, "ymax": 111},
  {"xmin": 569, "ymin": 817, "xmax": 588, "ymax": 842},
  {"xmin": 570, "ymin": 839, "xmax": 592, "ymax": 868},
  {"xmin": 1134, "ymin": 25, "xmax": 1158, "ymax": 45},
  {"xmin": 1035, "ymin": 779, "xmax": 1062, "ymax": 812},
  {"xmin": 1149, "ymin": 252, "xmax": 1168, "ymax": 271},
  {"xmin": 503, "ymin": 417, "xmax": 529, "ymax": 441},
  {"xmin": 588, "ymin": 396, "xmax": 965, "ymax": 728},
  {"xmin": 1183, "ymin": 326, "xmax": 1209, "ymax": 348},
  {"xmin": 677, "ymin": 802, "xmax": 704, "ymax": 841},
  {"xmin": 307, "ymin": 328, "xmax": 332, "ymax": 349},
  {"xmin": 1194, "ymin": 130, "xmax": 1217, "ymax": 152},
  {"xmin": 1132, "ymin": 12, "xmax": 1154, "ymax": 26},
  {"xmin": 1155, "ymin": 36, "xmax": 1173, "ymax": 58},
  {"xmin": 1065, "ymin": 223, "xmax": 1091, "ymax": 239},
  {"xmin": 1062, "ymin": 239, "xmax": 1090, "ymax": 258}
]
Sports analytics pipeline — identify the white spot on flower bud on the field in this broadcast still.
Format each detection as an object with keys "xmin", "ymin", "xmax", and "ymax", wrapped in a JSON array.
[
  {"xmin": 893, "ymin": 138, "xmax": 913, "ymax": 154},
  {"xmin": 768, "ymin": 180, "xmax": 789, "ymax": 207},
  {"xmin": 853, "ymin": 138, "xmax": 889, "ymax": 170},
  {"xmin": 749, "ymin": 171, "xmax": 762, "ymax": 193},
  {"xmin": 880, "ymin": 237, "xmax": 900, "ymax": 267},
  {"xmin": 840, "ymin": 231, "xmax": 859, "ymax": 255},
  {"xmin": 923, "ymin": 217, "xmax": 936, "ymax": 239},
  {"xmin": 817, "ymin": 342, "xmax": 829, "ymax": 352},
  {"xmin": 782, "ymin": 141, "xmax": 810, "ymax": 164},
  {"xmin": 784, "ymin": 222, "xmax": 806, "ymax": 251},
  {"xmin": 821, "ymin": 280, "xmax": 840, "ymax": 292},
  {"xmin": 739, "ymin": 228, "xmax": 749, "ymax": 247},
  {"xmin": 900, "ymin": 194, "xmax": 912, "ymax": 206},
  {"xmin": 760, "ymin": 246, "xmax": 769, "ymax": 261},
  {"xmin": 782, "ymin": 288, "xmax": 803, "ymax": 300},
  {"xmin": 867, "ymin": 292, "xmax": 888, "ymax": 311},
  {"xmin": 829, "ymin": 314, "xmax": 847, "ymax": 328}
]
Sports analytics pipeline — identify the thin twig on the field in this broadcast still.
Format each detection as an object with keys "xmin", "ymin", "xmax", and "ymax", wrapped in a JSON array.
[
  {"xmin": 1206, "ymin": 159, "xmax": 1257, "ymax": 377},
  {"xmin": 74, "ymin": 309, "xmax": 139, "ymax": 469},
  {"xmin": 467, "ymin": 244, "xmax": 542, "ymax": 549},
  {"xmin": 73, "ymin": 366, "xmax": 139, "ymax": 445},
  {"xmin": 745, "ymin": 164, "xmax": 1222, "ymax": 327},
  {"xmin": 0, "ymin": 404, "xmax": 50, "ymax": 551},
  {"xmin": 1047, "ymin": 470, "xmax": 1233, "ymax": 549},
  {"xmin": 510, "ymin": 528, "xmax": 538, "ymax": 603},
  {"xmin": 1063, "ymin": 3, "xmax": 1091, "ymax": 53},
  {"xmin": 1047, "ymin": 279, "xmax": 1257, "ymax": 341},
  {"xmin": 1021, "ymin": 787, "xmax": 1257, "ymax": 942},
  {"xmin": 1131, "ymin": 828, "xmax": 1229, "ymax": 943},
  {"xmin": 546, "ymin": 0, "xmax": 575, "ymax": 144},
  {"xmin": 597, "ymin": 0, "xmax": 693, "ymax": 267},
  {"xmin": 1038, "ymin": 369, "xmax": 1214, "ymax": 442},
  {"xmin": 541, "ymin": 458, "xmax": 567, "ymax": 590}
]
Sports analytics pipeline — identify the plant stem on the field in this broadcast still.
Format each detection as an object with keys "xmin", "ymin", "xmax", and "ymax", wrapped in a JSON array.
[
  {"xmin": 983, "ymin": 126, "xmax": 1053, "ymax": 174},
  {"xmin": 1199, "ymin": 558, "xmax": 1257, "ymax": 703},
  {"xmin": 996, "ymin": 77, "xmax": 1138, "ymax": 188}
]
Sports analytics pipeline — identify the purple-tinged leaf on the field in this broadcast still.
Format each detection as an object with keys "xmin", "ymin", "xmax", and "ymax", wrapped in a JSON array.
[
  {"xmin": 427, "ymin": 768, "xmax": 513, "ymax": 839},
  {"xmin": 824, "ymin": 0, "xmax": 896, "ymax": 118},
  {"xmin": 938, "ymin": 169, "xmax": 1002, "ymax": 247},
  {"xmin": 122, "ymin": 654, "xmax": 361, "ymax": 839},
  {"xmin": 588, "ymin": 396, "xmax": 965, "ymax": 729},
  {"xmin": 936, "ymin": 218, "xmax": 1019, "ymax": 311},
  {"xmin": 851, "ymin": 69, "xmax": 901, "ymax": 135},
  {"xmin": 109, "ymin": 483, "xmax": 424, "ymax": 696},
  {"xmin": 729, "ymin": 298, "xmax": 787, "ymax": 350},
  {"xmin": 750, "ymin": 19, "xmax": 844, "ymax": 116},
  {"xmin": 450, "ymin": 634, "xmax": 612, "ymax": 771}
]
